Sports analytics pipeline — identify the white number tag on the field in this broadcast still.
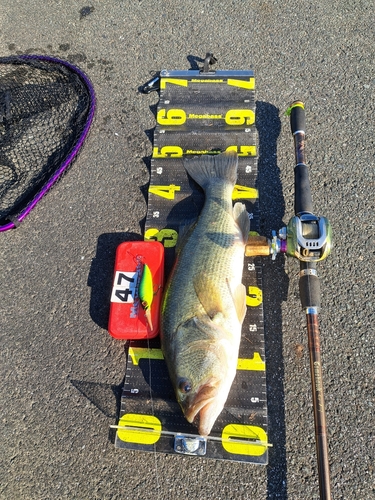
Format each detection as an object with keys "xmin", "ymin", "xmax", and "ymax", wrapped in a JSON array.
[{"xmin": 111, "ymin": 271, "xmax": 138, "ymax": 303}]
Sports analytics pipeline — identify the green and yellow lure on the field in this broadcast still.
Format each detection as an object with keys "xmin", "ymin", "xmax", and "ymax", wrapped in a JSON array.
[{"xmin": 139, "ymin": 263, "xmax": 154, "ymax": 330}]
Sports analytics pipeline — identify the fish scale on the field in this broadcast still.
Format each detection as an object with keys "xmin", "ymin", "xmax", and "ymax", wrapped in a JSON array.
[{"xmin": 162, "ymin": 171, "xmax": 244, "ymax": 337}]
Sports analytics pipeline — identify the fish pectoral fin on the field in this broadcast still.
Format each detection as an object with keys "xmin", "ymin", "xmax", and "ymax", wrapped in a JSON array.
[
  {"xmin": 233, "ymin": 202, "xmax": 250, "ymax": 243},
  {"xmin": 193, "ymin": 272, "xmax": 246, "ymax": 324},
  {"xmin": 193, "ymin": 271, "xmax": 224, "ymax": 320},
  {"xmin": 230, "ymin": 282, "xmax": 247, "ymax": 323}
]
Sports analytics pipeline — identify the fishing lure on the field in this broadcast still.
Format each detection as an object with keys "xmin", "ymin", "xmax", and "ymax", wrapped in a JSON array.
[{"xmin": 139, "ymin": 263, "xmax": 154, "ymax": 330}]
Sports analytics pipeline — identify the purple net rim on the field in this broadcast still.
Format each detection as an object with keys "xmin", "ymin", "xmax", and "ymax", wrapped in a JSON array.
[{"xmin": 0, "ymin": 54, "xmax": 96, "ymax": 232}]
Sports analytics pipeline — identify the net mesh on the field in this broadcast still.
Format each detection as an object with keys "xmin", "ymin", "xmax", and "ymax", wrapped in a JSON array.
[{"xmin": 0, "ymin": 55, "xmax": 95, "ymax": 229}]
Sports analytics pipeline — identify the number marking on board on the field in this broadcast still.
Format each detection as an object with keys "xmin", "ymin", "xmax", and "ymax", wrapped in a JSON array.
[
  {"xmin": 226, "ymin": 145, "xmax": 257, "ymax": 156},
  {"xmin": 117, "ymin": 413, "xmax": 162, "ymax": 445},
  {"xmin": 160, "ymin": 78, "xmax": 188, "ymax": 89},
  {"xmin": 246, "ymin": 286, "xmax": 263, "ymax": 307},
  {"xmin": 129, "ymin": 346, "xmax": 165, "ymax": 365},
  {"xmin": 232, "ymin": 185, "xmax": 259, "ymax": 200},
  {"xmin": 237, "ymin": 352, "xmax": 265, "ymax": 371},
  {"xmin": 225, "ymin": 109, "xmax": 255, "ymax": 126},
  {"xmin": 157, "ymin": 109, "xmax": 186, "ymax": 126},
  {"xmin": 148, "ymin": 184, "xmax": 181, "ymax": 200},
  {"xmin": 153, "ymin": 146, "xmax": 183, "ymax": 158},
  {"xmin": 221, "ymin": 424, "xmax": 267, "ymax": 456},
  {"xmin": 144, "ymin": 228, "xmax": 178, "ymax": 248},
  {"xmin": 227, "ymin": 78, "xmax": 255, "ymax": 90}
]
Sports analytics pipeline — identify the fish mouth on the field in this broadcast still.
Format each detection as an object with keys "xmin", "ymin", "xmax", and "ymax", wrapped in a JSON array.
[{"xmin": 183, "ymin": 382, "xmax": 219, "ymax": 436}]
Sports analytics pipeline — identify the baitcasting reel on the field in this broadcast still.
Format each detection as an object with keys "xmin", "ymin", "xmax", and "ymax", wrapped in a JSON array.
[
  {"xmin": 271, "ymin": 212, "xmax": 332, "ymax": 263},
  {"xmin": 246, "ymin": 212, "xmax": 332, "ymax": 263}
]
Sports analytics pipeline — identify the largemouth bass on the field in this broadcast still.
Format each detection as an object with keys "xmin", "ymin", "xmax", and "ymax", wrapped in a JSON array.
[{"xmin": 160, "ymin": 151, "xmax": 250, "ymax": 436}]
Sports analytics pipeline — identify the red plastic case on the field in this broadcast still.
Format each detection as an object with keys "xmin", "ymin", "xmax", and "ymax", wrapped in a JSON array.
[{"xmin": 108, "ymin": 241, "xmax": 164, "ymax": 339}]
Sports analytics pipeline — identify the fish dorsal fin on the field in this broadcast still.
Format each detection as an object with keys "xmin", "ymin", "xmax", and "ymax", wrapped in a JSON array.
[
  {"xmin": 232, "ymin": 202, "xmax": 250, "ymax": 243},
  {"xmin": 193, "ymin": 271, "xmax": 224, "ymax": 320},
  {"xmin": 231, "ymin": 282, "xmax": 247, "ymax": 324}
]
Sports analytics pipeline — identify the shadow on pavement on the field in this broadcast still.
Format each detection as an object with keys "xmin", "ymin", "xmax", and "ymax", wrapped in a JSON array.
[
  {"xmin": 88, "ymin": 231, "xmax": 142, "ymax": 329},
  {"xmin": 256, "ymin": 101, "xmax": 289, "ymax": 499}
]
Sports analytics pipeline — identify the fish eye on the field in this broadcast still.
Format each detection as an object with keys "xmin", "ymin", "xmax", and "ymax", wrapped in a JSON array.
[{"xmin": 178, "ymin": 378, "xmax": 192, "ymax": 394}]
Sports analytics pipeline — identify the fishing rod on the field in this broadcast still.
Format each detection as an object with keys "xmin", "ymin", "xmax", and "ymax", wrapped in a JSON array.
[
  {"xmin": 288, "ymin": 101, "xmax": 332, "ymax": 499},
  {"xmin": 245, "ymin": 101, "xmax": 332, "ymax": 498}
]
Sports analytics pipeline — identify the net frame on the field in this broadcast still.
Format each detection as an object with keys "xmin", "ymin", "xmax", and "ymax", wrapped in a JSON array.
[{"xmin": 0, "ymin": 54, "xmax": 95, "ymax": 231}]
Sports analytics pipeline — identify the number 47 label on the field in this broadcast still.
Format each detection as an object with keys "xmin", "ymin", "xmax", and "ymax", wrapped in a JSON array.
[{"xmin": 111, "ymin": 271, "xmax": 138, "ymax": 303}]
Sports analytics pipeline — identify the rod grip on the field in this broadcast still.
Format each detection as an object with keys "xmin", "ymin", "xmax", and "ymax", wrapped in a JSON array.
[
  {"xmin": 299, "ymin": 264, "xmax": 321, "ymax": 310},
  {"xmin": 290, "ymin": 101, "xmax": 314, "ymax": 214},
  {"xmin": 290, "ymin": 101, "xmax": 306, "ymax": 135},
  {"xmin": 294, "ymin": 164, "xmax": 314, "ymax": 214}
]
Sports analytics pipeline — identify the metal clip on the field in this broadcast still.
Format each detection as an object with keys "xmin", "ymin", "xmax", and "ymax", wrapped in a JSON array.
[
  {"xmin": 174, "ymin": 434, "xmax": 207, "ymax": 456},
  {"xmin": 201, "ymin": 52, "xmax": 217, "ymax": 73},
  {"xmin": 141, "ymin": 74, "xmax": 160, "ymax": 94}
]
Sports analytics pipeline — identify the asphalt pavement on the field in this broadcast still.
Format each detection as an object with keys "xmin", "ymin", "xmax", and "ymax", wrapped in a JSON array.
[{"xmin": 1, "ymin": 1, "xmax": 374, "ymax": 499}]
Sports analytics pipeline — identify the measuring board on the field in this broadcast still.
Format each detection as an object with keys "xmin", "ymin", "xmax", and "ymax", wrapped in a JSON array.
[{"xmin": 115, "ymin": 66, "xmax": 268, "ymax": 464}]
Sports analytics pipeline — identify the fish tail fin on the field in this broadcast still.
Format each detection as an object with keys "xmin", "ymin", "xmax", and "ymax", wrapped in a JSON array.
[{"xmin": 183, "ymin": 151, "xmax": 238, "ymax": 190}]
